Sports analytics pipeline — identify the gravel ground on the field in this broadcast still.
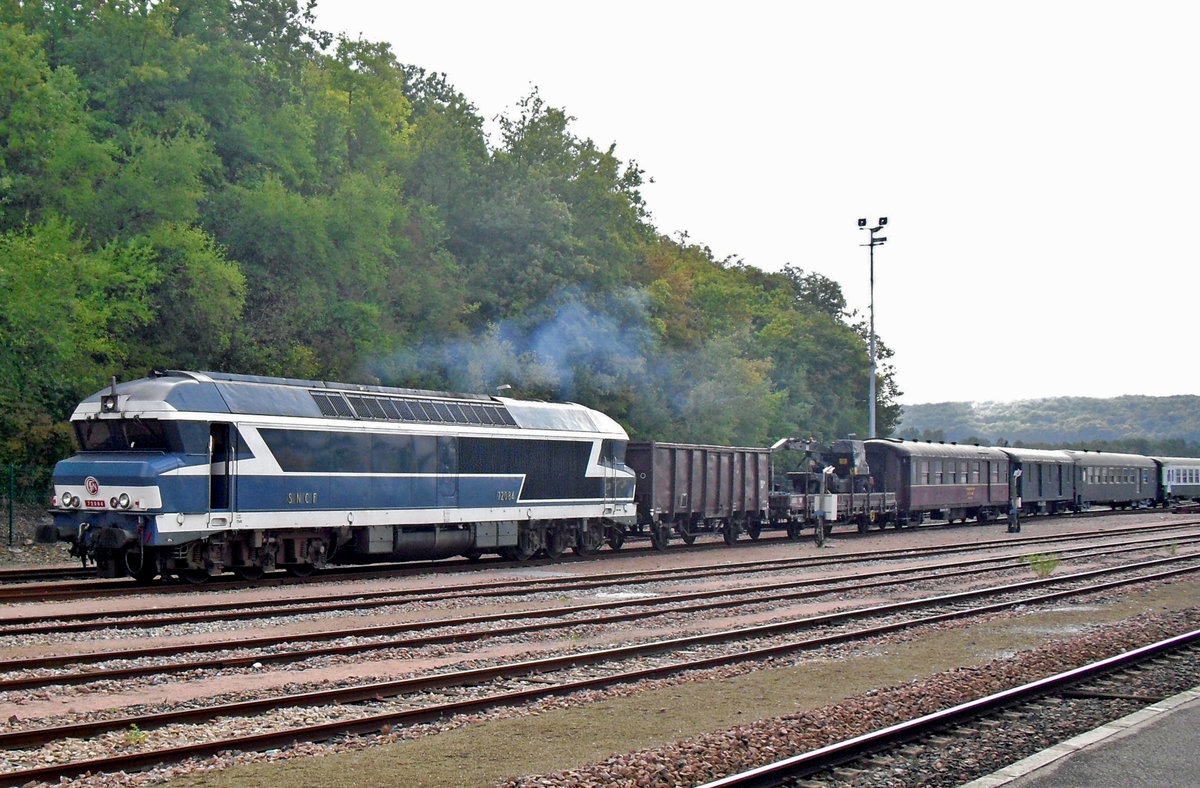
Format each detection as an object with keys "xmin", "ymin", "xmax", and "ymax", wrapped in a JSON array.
[
  {"xmin": 0, "ymin": 503, "xmax": 71, "ymax": 566},
  {"xmin": 4, "ymin": 512, "xmax": 1199, "ymax": 788},
  {"xmin": 150, "ymin": 581, "xmax": 1200, "ymax": 788}
]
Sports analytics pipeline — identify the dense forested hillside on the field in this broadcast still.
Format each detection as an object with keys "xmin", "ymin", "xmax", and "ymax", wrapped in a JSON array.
[
  {"xmin": 0, "ymin": 1, "xmax": 902, "ymax": 468},
  {"xmin": 897, "ymin": 397, "xmax": 1200, "ymax": 455}
]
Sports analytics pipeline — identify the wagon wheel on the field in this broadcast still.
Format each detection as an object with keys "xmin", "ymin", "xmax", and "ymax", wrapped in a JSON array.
[
  {"xmin": 678, "ymin": 519, "xmax": 696, "ymax": 545},
  {"xmin": 722, "ymin": 520, "xmax": 738, "ymax": 546},
  {"xmin": 746, "ymin": 520, "xmax": 762, "ymax": 541},
  {"xmin": 785, "ymin": 520, "xmax": 800, "ymax": 540},
  {"xmin": 649, "ymin": 523, "xmax": 670, "ymax": 551}
]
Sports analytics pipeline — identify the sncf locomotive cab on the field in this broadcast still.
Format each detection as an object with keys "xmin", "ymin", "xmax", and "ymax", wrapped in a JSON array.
[{"xmin": 45, "ymin": 385, "xmax": 236, "ymax": 580}]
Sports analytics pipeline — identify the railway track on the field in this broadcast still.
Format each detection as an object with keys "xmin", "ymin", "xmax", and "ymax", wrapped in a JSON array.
[
  {"xmin": 7, "ymin": 533, "xmax": 1198, "ymax": 691},
  {"xmin": 2, "ymin": 547, "xmax": 1199, "ymax": 785},
  {"xmin": 700, "ymin": 629, "xmax": 1200, "ymax": 787},
  {"xmin": 3, "ymin": 518, "xmax": 1196, "ymax": 615},
  {"xmin": 4, "ymin": 509, "xmax": 1188, "ymax": 600}
]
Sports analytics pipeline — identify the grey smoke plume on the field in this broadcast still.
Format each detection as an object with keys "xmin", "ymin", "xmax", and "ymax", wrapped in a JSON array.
[{"xmin": 368, "ymin": 286, "xmax": 655, "ymax": 400}]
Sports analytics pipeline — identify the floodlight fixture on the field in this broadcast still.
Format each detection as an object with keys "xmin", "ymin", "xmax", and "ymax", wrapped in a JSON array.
[{"xmin": 858, "ymin": 215, "xmax": 891, "ymax": 438}]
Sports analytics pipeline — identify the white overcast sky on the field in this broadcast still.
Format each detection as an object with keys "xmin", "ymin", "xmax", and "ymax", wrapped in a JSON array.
[{"xmin": 315, "ymin": 1, "xmax": 1199, "ymax": 405}]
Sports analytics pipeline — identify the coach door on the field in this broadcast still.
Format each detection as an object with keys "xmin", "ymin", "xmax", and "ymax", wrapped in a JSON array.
[
  {"xmin": 209, "ymin": 423, "xmax": 234, "ymax": 526},
  {"xmin": 437, "ymin": 436, "xmax": 458, "ymax": 509}
]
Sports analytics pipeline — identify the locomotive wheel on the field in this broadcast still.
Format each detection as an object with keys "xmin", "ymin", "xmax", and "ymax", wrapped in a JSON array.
[
  {"xmin": 543, "ymin": 524, "xmax": 571, "ymax": 559},
  {"xmin": 574, "ymin": 523, "xmax": 604, "ymax": 556},
  {"xmin": 649, "ymin": 523, "xmax": 669, "ymax": 551},
  {"xmin": 234, "ymin": 566, "xmax": 265, "ymax": 581},
  {"xmin": 605, "ymin": 526, "xmax": 625, "ymax": 551},
  {"xmin": 125, "ymin": 548, "xmax": 159, "ymax": 584},
  {"xmin": 285, "ymin": 564, "xmax": 315, "ymax": 577},
  {"xmin": 678, "ymin": 521, "xmax": 696, "ymax": 545},
  {"xmin": 180, "ymin": 568, "xmax": 210, "ymax": 584}
]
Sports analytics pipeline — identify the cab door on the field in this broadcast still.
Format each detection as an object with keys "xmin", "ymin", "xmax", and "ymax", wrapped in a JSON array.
[{"xmin": 209, "ymin": 423, "xmax": 234, "ymax": 526}]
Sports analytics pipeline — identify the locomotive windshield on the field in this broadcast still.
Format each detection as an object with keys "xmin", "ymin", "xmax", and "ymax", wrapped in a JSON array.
[{"xmin": 74, "ymin": 418, "xmax": 207, "ymax": 454}]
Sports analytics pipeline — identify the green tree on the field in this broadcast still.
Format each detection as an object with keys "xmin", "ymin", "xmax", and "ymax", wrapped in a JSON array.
[
  {"xmin": 0, "ymin": 22, "xmax": 114, "ymax": 232},
  {"xmin": 0, "ymin": 217, "xmax": 157, "ymax": 462},
  {"xmin": 127, "ymin": 222, "xmax": 246, "ymax": 371}
]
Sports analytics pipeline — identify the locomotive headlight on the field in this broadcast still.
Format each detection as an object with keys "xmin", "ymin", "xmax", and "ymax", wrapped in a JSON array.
[
  {"xmin": 117, "ymin": 493, "xmax": 131, "ymax": 509},
  {"xmin": 61, "ymin": 493, "xmax": 74, "ymax": 509}
]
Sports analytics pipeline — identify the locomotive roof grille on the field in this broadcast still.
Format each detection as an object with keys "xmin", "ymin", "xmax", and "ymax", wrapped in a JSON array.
[{"xmin": 312, "ymin": 390, "xmax": 517, "ymax": 427}]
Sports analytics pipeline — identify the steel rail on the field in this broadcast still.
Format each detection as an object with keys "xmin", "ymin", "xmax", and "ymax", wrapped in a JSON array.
[
  {"xmin": 4, "ymin": 519, "xmax": 1196, "ymax": 633},
  {"xmin": 2, "ymin": 516, "xmax": 1195, "ymax": 605}
]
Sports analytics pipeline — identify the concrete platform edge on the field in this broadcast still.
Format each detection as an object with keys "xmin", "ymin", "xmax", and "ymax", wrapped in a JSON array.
[{"xmin": 960, "ymin": 684, "xmax": 1200, "ymax": 788}]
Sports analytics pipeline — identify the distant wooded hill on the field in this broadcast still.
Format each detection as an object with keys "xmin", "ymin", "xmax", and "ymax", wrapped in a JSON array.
[{"xmin": 895, "ymin": 396, "xmax": 1200, "ymax": 455}]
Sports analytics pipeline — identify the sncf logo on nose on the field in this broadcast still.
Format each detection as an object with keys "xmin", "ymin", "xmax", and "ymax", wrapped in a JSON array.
[{"xmin": 85, "ymin": 477, "xmax": 100, "ymax": 495}]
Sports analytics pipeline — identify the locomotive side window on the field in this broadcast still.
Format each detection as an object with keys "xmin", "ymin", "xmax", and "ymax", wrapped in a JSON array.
[{"xmin": 601, "ymin": 439, "xmax": 627, "ymax": 465}]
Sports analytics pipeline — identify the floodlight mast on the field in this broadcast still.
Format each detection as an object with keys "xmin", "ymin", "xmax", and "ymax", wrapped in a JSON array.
[{"xmin": 858, "ymin": 217, "xmax": 888, "ymax": 439}]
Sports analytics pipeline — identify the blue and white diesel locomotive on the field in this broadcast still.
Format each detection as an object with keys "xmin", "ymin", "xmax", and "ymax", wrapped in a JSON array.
[{"xmin": 44, "ymin": 370, "xmax": 637, "ymax": 581}]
